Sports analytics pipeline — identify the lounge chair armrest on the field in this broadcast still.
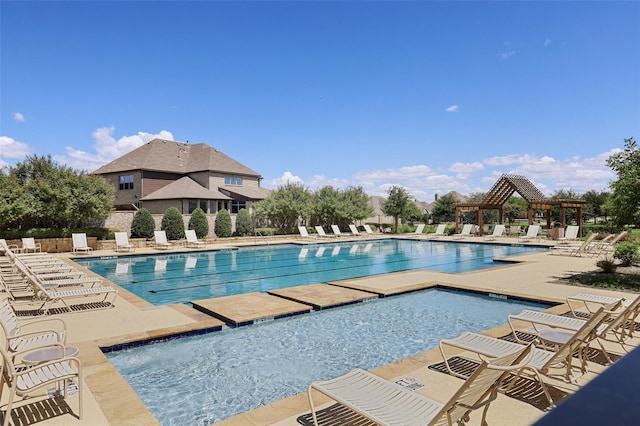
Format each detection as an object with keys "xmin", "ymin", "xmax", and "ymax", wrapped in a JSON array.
[
  {"xmin": 8, "ymin": 328, "xmax": 67, "ymax": 345},
  {"xmin": 21, "ymin": 317, "xmax": 67, "ymax": 333}
]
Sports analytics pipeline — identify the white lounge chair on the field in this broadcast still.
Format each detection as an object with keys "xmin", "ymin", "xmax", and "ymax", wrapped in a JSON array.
[
  {"xmin": 20, "ymin": 237, "xmax": 41, "ymax": 253},
  {"xmin": 348, "ymin": 224, "xmax": 364, "ymax": 237},
  {"xmin": 298, "ymin": 226, "xmax": 312, "ymax": 239},
  {"xmin": 114, "ymin": 232, "xmax": 135, "ymax": 252},
  {"xmin": 72, "ymin": 233, "xmax": 93, "ymax": 254},
  {"xmin": 408, "ymin": 223, "xmax": 426, "ymax": 237},
  {"xmin": 331, "ymin": 225, "xmax": 344, "ymax": 237},
  {"xmin": 154, "ymin": 230, "xmax": 172, "ymax": 250},
  {"xmin": 453, "ymin": 224, "xmax": 474, "ymax": 239},
  {"xmin": 0, "ymin": 299, "xmax": 66, "ymax": 358},
  {"xmin": 185, "ymin": 229, "xmax": 206, "ymax": 248},
  {"xmin": 484, "ymin": 224, "xmax": 505, "ymax": 241},
  {"xmin": 557, "ymin": 225, "xmax": 580, "ymax": 244},
  {"xmin": 362, "ymin": 224, "xmax": 376, "ymax": 235},
  {"xmin": 314, "ymin": 226, "xmax": 337, "ymax": 238},
  {"xmin": 426, "ymin": 224, "xmax": 446, "ymax": 238},
  {"xmin": 442, "ymin": 306, "xmax": 612, "ymax": 386},
  {"xmin": 550, "ymin": 233, "xmax": 596, "ymax": 257},
  {"xmin": 308, "ymin": 344, "xmax": 534, "ymax": 426},
  {"xmin": 0, "ymin": 343, "xmax": 83, "ymax": 426},
  {"xmin": 518, "ymin": 225, "xmax": 540, "ymax": 242}
]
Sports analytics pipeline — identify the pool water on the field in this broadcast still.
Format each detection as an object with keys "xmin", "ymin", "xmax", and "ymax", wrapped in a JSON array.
[
  {"xmin": 105, "ymin": 288, "xmax": 549, "ymax": 425},
  {"xmin": 77, "ymin": 240, "xmax": 546, "ymax": 305}
]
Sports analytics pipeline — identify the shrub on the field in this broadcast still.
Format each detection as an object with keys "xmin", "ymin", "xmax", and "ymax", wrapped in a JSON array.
[
  {"xmin": 596, "ymin": 255, "xmax": 618, "ymax": 273},
  {"xmin": 161, "ymin": 207, "xmax": 185, "ymax": 240},
  {"xmin": 130, "ymin": 208, "xmax": 155, "ymax": 239},
  {"xmin": 236, "ymin": 208, "xmax": 253, "ymax": 236},
  {"xmin": 215, "ymin": 209, "xmax": 232, "ymax": 238},
  {"xmin": 614, "ymin": 241, "xmax": 640, "ymax": 267},
  {"xmin": 188, "ymin": 208, "xmax": 209, "ymax": 238}
]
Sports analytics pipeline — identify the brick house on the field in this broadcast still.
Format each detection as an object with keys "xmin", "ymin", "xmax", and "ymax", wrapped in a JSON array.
[{"xmin": 93, "ymin": 138, "xmax": 270, "ymax": 217}]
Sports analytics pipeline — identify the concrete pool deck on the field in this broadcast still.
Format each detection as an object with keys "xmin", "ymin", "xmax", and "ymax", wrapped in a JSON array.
[{"xmin": 1, "ymin": 234, "xmax": 636, "ymax": 425}]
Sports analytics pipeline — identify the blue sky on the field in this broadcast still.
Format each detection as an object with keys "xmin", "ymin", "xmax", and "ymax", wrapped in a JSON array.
[{"xmin": 1, "ymin": 1, "xmax": 639, "ymax": 202}]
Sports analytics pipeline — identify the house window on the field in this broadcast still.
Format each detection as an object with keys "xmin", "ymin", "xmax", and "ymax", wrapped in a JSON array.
[
  {"xmin": 224, "ymin": 176, "xmax": 243, "ymax": 186},
  {"xmin": 217, "ymin": 201, "xmax": 229, "ymax": 212},
  {"xmin": 119, "ymin": 175, "xmax": 134, "ymax": 190},
  {"xmin": 188, "ymin": 200, "xmax": 209, "ymax": 213},
  {"xmin": 231, "ymin": 201, "xmax": 246, "ymax": 214}
]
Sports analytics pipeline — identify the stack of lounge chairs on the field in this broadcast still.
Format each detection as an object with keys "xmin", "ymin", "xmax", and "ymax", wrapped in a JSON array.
[{"xmin": 0, "ymin": 239, "xmax": 118, "ymax": 315}]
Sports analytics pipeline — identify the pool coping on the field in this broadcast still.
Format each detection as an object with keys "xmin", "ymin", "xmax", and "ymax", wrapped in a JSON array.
[{"xmin": 41, "ymin": 235, "xmax": 625, "ymax": 425}]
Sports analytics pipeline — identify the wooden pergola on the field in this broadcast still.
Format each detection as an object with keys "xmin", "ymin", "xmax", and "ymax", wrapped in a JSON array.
[{"xmin": 455, "ymin": 174, "xmax": 586, "ymax": 236}]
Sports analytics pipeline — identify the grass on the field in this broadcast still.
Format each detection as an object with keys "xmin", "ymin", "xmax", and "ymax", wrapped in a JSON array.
[{"xmin": 561, "ymin": 269, "xmax": 640, "ymax": 292}]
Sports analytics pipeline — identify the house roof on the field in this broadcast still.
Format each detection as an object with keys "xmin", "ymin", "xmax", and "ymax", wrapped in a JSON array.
[
  {"xmin": 219, "ymin": 186, "xmax": 271, "ymax": 200},
  {"xmin": 140, "ymin": 177, "xmax": 232, "ymax": 201},
  {"xmin": 93, "ymin": 139, "xmax": 262, "ymax": 178}
]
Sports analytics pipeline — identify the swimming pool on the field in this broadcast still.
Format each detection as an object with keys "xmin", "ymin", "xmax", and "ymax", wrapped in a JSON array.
[
  {"xmin": 77, "ymin": 240, "xmax": 546, "ymax": 305},
  {"xmin": 105, "ymin": 288, "xmax": 549, "ymax": 425}
]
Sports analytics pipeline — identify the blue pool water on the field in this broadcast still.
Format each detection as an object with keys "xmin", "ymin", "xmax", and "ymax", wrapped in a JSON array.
[
  {"xmin": 106, "ymin": 289, "xmax": 549, "ymax": 425},
  {"xmin": 77, "ymin": 240, "xmax": 546, "ymax": 305}
]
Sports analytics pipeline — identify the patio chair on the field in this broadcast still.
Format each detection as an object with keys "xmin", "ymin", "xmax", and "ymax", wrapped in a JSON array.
[
  {"xmin": 154, "ymin": 230, "xmax": 172, "ymax": 250},
  {"xmin": 518, "ymin": 225, "xmax": 540, "ymax": 242},
  {"xmin": 452, "ymin": 224, "xmax": 474, "ymax": 239},
  {"xmin": 408, "ymin": 223, "xmax": 426, "ymax": 237},
  {"xmin": 0, "ymin": 299, "xmax": 66, "ymax": 358},
  {"xmin": 0, "ymin": 343, "xmax": 83, "ymax": 426},
  {"xmin": 114, "ymin": 232, "xmax": 135, "ymax": 252},
  {"xmin": 72, "ymin": 233, "xmax": 93, "ymax": 255},
  {"xmin": 314, "ymin": 226, "xmax": 337, "ymax": 238},
  {"xmin": 330, "ymin": 225, "xmax": 344, "ymax": 237},
  {"xmin": 484, "ymin": 224, "xmax": 505, "ymax": 241},
  {"xmin": 298, "ymin": 226, "xmax": 313, "ymax": 239},
  {"xmin": 348, "ymin": 224, "xmax": 364, "ymax": 237},
  {"xmin": 308, "ymin": 343, "xmax": 534, "ymax": 426},
  {"xmin": 20, "ymin": 238, "xmax": 41, "ymax": 253},
  {"xmin": 185, "ymin": 229, "xmax": 206, "ymax": 248},
  {"xmin": 362, "ymin": 224, "xmax": 376, "ymax": 235},
  {"xmin": 557, "ymin": 225, "xmax": 580, "ymax": 244},
  {"xmin": 426, "ymin": 224, "xmax": 446, "ymax": 238},
  {"xmin": 550, "ymin": 233, "xmax": 597, "ymax": 257},
  {"xmin": 442, "ymin": 306, "xmax": 612, "ymax": 387},
  {"xmin": 507, "ymin": 226, "xmax": 523, "ymax": 237}
]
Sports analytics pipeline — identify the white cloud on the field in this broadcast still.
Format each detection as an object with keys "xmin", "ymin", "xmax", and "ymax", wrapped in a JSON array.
[
  {"xmin": 449, "ymin": 162, "xmax": 484, "ymax": 174},
  {"xmin": 446, "ymin": 105, "xmax": 459, "ymax": 112},
  {"xmin": 353, "ymin": 165, "xmax": 434, "ymax": 182},
  {"xmin": 501, "ymin": 50, "xmax": 517, "ymax": 60},
  {"xmin": 264, "ymin": 171, "xmax": 303, "ymax": 188},
  {"xmin": 13, "ymin": 112, "xmax": 25, "ymax": 122},
  {"xmin": 0, "ymin": 136, "xmax": 34, "ymax": 159},
  {"xmin": 544, "ymin": 38, "xmax": 551, "ymax": 47},
  {"xmin": 57, "ymin": 127, "xmax": 174, "ymax": 171}
]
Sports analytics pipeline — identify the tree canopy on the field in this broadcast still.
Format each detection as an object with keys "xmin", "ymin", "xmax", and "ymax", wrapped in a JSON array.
[
  {"xmin": 0, "ymin": 155, "xmax": 113, "ymax": 230},
  {"xmin": 607, "ymin": 137, "xmax": 640, "ymax": 227},
  {"xmin": 381, "ymin": 186, "xmax": 411, "ymax": 233}
]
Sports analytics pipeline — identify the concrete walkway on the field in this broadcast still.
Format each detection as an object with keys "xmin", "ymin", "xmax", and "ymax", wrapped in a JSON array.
[{"xmin": 1, "ymin": 235, "xmax": 634, "ymax": 426}]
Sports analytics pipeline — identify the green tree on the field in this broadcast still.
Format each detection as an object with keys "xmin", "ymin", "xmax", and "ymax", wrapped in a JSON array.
[
  {"xmin": 188, "ymin": 207, "xmax": 209, "ymax": 238},
  {"xmin": 336, "ymin": 186, "xmax": 374, "ymax": 226},
  {"xmin": 253, "ymin": 183, "xmax": 312, "ymax": 230},
  {"xmin": 161, "ymin": 206, "xmax": 185, "ymax": 240},
  {"xmin": 5, "ymin": 154, "xmax": 113, "ymax": 228},
  {"xmin": 404, "ymin": 202, "xmax": 423, "ymax": 224},
  {"xmin": 381, "ymin": 186, "xmax": 411, "ymax": 233},
  {"xmin": 581, "ymin": 190, "xmax": 610, "ymax": 224},
  {"xmin": 311, "ymin": 186, "xmax": 341, "ymax": 227},
  {"xmin": 504, "ymin": 197, "xmax": 526, "ymax": 224},
  {"xmin": 430, "ymin": 193, "xmax": 457, "ymax": 223},
  {"xmin": 215, "ymin": 209, "xmax": 233, "ymax": 237},
  {"xmin": 130, "ymin": 208, "xmax": 155, "ymax": 239},
  {"xmin": 236, "ymin": 208, "xmax": 253, "ymax": 236},
  {"xmin": 607, "ymin": 137, "xmax": 640, "ymax": 227}
]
